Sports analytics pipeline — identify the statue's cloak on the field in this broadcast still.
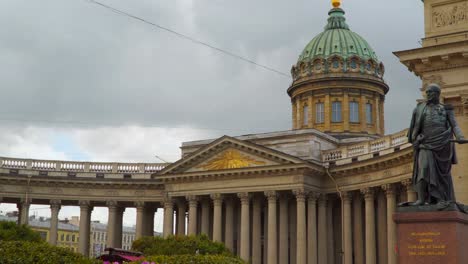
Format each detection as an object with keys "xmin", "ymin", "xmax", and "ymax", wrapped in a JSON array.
[{"xmin": 408, "ymin": 102, "xmax": 457, "ymax": 201}]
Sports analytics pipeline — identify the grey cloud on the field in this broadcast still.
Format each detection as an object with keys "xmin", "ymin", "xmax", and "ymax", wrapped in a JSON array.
[{"xmin": 0, "ymin": 0, "xmax": 423, "ymax": 135}]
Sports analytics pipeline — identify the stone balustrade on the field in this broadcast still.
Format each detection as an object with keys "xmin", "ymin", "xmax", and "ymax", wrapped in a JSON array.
[
  {"xmin": 322, "ymin": 129, "xmax": 410, "ymax": 163},
  {"xmin": 0, "ymin": 156, "xmax": 168, "ymax": 177}
]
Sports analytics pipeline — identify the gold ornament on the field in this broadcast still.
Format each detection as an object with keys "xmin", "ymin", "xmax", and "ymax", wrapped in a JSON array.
[
  {"xmin": 197, "ymin": 150, "xmax": 266, "ymax": 170},
  {"xmin": 332, "ymin": 0, "xmax": 341, "ymax": 8}
]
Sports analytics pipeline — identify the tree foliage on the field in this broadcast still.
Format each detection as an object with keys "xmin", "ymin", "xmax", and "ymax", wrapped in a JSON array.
[
  {"xmin": 132, "ymin": 235, "xmax": 233, "ymax": 256},
  {"xmin": 0, "ymin": 241, "xmax": 99, "ymax": 264},
  {"xmin": 0, "ymin": 221, "xmax": 42, "ymax": 242},
  {"xmin": 130, "ymin": 254, "xmax": 245, "ymax": 264}
]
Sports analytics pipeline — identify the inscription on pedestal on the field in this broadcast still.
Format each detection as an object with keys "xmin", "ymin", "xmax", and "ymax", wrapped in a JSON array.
[
  {"xmin": 395, "ymin": 211, "xmax": 468, "ymax": 264},
  {"xmin": 407, "ymin": 232, "xmax": 446, "ymax": 257}
]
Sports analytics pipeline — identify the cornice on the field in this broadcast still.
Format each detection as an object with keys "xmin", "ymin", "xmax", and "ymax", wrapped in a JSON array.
[
  {"xmin": 0, "ymin": 174, "xmax": 164, "ymax": 189},
  {"xmin": 288, "ymin": 75, "xmax": 389, "ymax": 96},
  {"xmin": 393, "ymin": 40, "xmax": 468, "ymax": 58},
  {"xmin": 157, "ymin": 163, "xmax": 323, "ymax": 183}
]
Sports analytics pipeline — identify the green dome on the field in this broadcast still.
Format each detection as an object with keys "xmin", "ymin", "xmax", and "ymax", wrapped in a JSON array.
[{"xmin": 298, "ymin": 8, "xmax": 379, "ymax": 63}]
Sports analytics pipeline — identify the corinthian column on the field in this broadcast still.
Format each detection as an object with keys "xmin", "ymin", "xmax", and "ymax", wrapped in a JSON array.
[
  {"xmin": 201, "ymin": 198, "xmax": 210, "ymax": 236},
  {"xmin": 279, "ymin": 193, "xmax": 289, "ymax": 264},
  {"xmin": 382, "ymin": 184, "xmax": 397, "ymax": 264},
  {"xmin": 224, "ymin": 197, "xmax": 234, "ymax": 251},
  {"xmin": 106, "ymin": 200, "xmax": 119, "ymax": 248},
  {"xmin": 353, "ymin": 192, "xmax": 364, "ymax": 264},
  {"xmin": 401, "ymin": 179, "xmax": 416, "ymax": 202},
  {"xmin": 362, "ymin": 188, "xmax": 376, "ymax": 264},
  {"xmin": 265, "ymin": 191, "xmax": 278, "ymax": 264},
  {"xmin": 115, "ymin": 207, "xmax": 125, "ymax": 248},
  {"xmin": 342, "ymin": 192, "xmax": 353, "ymax": 264},
  {"xmin": 293, "ymin": 189, "xmax": 308, "ymax": 264},
  {"xmin": 163, "ymin": 198, "xmax": 174, "ymax": 238},
  {"xmin": 187, "ymin": 195, "xmax": 198, "ymax": 235},
  {"xmin": 49, "ymin": 199, "xmax": 61, "ymax": 245},
  {"xmin": 252, "ymin": 195, "xmax": 262, "ymax": 264},
  {"xmin": 211, "ymin": 194, "xmax": 223, "ymax": 242},
  {"xmin": 238, "ymin": 192, "xmax": 250, "ymax": 262},
  {"xmin": 176, "ymin": 199, "xmax": 187, "ymax": 236},
  {"xmin": 79, "ymin": 200, "xmax": 93, "ymax": 256},
  {"xmin": 317, "ymin": 194, "xmax": 328, "ymax": 264},
  {"xmin": 135, "ymin": 201, "xmax": 145, "ymax": 239},
  {"xmin": 307, "ymin": 192, "xmax": 319, "ymax": 264},
  {"xmin": 18, "ymin": 199, "xmax": 31, "ymax": 225}
]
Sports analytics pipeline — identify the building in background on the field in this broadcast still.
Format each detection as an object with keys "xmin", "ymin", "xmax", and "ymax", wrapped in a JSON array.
[{"xmin": 0, "ymin": 213, "xmax": 138, "ymax": 257}]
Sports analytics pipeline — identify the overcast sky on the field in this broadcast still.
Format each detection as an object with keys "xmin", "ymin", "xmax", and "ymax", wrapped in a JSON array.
[{"xmin": 0, "ymin": 0, "xmax": 424, "ymax": 229}]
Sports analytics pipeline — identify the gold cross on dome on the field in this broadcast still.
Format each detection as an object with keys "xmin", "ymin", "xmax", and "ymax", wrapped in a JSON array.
[{"xmin": 332, "ymin": 0, "xmax": 341, "ymax": 8}]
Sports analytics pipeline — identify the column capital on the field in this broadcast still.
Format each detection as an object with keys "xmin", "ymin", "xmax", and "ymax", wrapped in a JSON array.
[
  {"xmin": 134, "ymin": 201, "xmax": 145, "ymax": 208},
  {"xmin": 50, "ymin": 199, "xmax": 61, "ymax": 210},
  {"xmin": 264, "ymin": 190, "xmax": 278, "ymax": 201},
  {"xmin": 360, "ymin": 188, "xmax": 375, "ymax": 199},
  {"xmin": 19, "ymin": 198, "xmax": 32, "ymax": 205},
  {"xmin": 401, "ymin": 178, "xmax": 412, "ymax": 189},
  {"xmin": 237, "ymin": 192, "xmax": 250, "ymax": 204},
  {"xmin": 381, "ymin": 184, "xmax": 396, "ymax": 195},
  {"xmin": 79, "ymin": 200, "xmax": 92, "ymax": 208},
  {"xmin": 186, "ymin": 195, "xmax": 198, "ymax": 207},
  {"xmin": 307, "ymin": 191, "xmax": 321, "ymax": 202},
  {"xmin": 164, "ymin": 200, "xmax": 174, "ymax": 209},
  {"xmin": 293, "ymin": 189, "xmax": 309, "ymax": 202},
  {"xmin": 342, "ymin": 191, "xmax": 353, "ymax": 203},
  {"xmin": 106, "ymin": 200, "xmax": 119, "ymax": 209},
  {"xmin": 210, "ymin": 193, "xmax": 223, "ymax": 206},
  {"xmin": 163, "ymin": 194, "xmax": 174, "ymax": 205}
]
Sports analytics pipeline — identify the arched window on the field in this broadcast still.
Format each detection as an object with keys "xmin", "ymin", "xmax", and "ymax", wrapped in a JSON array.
[
  {"xmin": 303, "ymin": 105, "xmax": 309, "ymax": 126},
  {"xmin": 316, "ymin": 103, "xmax": 325, "ymax": 124},
  {"xmin": 366, "ymin": 103, "xmax": 373, "ymax": 124},
  {"xmin": 332, "ymin": 101, "xmax": 342, "ymax": 122},
  {"xmin": 349, "ymin": 101, "xmax": 359, "ymax": 123}
]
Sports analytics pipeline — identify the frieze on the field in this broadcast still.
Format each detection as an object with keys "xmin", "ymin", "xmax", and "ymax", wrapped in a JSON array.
[
  {"xmin": 79, "ymin": 188, "xmax": 90, "ymax": 195},
  {"xmin": 432, "ymin": 2, "xmax": 467, "ymax": 28},
  {"xmin": 50, "ymin": 187, "xmax": 64, "ymax": 194},
  {"xmin": 108, "ymin": 190, "xmax": 120, "ymax": 196}
]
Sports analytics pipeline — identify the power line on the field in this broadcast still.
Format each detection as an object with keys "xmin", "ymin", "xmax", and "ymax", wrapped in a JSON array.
[{"xmin": 85, "ymin": 0, "xmax": 290, "ymax": 78}]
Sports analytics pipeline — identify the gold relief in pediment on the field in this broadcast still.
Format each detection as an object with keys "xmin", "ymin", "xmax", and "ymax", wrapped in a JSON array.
[{"xmin": 197, "ymin": 149, "xmax": 266, "ymax": 171}]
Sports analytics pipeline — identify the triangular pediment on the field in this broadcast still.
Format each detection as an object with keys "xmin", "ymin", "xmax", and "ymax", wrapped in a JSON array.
[{"xmin": 157, "ymin": 136, "xmax": 307, "ymax": 175}]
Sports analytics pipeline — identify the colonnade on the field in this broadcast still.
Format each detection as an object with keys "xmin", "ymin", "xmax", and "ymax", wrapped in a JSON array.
[
  {"xmin": 11, "ymin": 199, "xmax": 157, "ymax": 256},
  {"xmin": 159, "ymin": 182, "xmax": 415, "ymax": 264},
  {"xmin": 8, "ymin": 179, "xmax": 417, "ymax": 263}
]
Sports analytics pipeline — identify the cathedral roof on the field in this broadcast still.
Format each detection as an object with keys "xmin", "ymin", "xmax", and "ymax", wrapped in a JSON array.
[
  {"xmin": 298, "ymin": 8, "xmax": 379, "ymax": 64},
  {"xmin": 291, "ymin": 6, "xmax": 385, "ymax": 81}
]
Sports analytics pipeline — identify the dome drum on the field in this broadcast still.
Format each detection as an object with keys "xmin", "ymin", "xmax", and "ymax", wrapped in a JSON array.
[{"xmin": 291, "ymin": 56, "xmax": 385, "ymax": 81}]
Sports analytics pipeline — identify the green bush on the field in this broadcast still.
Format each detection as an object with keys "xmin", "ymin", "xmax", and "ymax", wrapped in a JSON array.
[
  {"xmin": 0, "ymin": 221, "xmax": 42, "ymax": 242},
  {"xmin": 0, "ymin": 241, "xmax": 99, "ymax": 264},
  {"xmin": 131, "ymin": 255, "xmax": 245, "ymax": 264},
  {"xmin": 132, "ymin": 235, "xmax": 233, "ymax": 256}
]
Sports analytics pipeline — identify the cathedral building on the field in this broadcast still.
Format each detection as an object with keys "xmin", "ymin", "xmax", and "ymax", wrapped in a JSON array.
[{"xmin": 0, "ymin": 0, "xmax": 467, "ymax": 264}]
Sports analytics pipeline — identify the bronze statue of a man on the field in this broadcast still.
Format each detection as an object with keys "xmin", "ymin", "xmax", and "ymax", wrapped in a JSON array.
[{"xmin": 408, "ymin": 83, "xmax": 466, "ymax": 206}]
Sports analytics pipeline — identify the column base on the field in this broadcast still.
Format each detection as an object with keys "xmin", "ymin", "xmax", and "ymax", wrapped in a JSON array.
[{"xmin": 394, "ymin": 205, "xmax": 468, "ymax": 264}]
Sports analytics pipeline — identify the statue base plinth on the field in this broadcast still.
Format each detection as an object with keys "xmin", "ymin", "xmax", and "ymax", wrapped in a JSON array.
[{"xmin": 394, "ymin": 210, "xmax": 468, "ymax": 264}]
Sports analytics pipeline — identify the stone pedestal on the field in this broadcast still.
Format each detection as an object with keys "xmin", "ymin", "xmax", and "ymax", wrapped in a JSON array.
[{"xmin": 394, "ymin": 209, "xmax": 468, "ymax": 264}]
